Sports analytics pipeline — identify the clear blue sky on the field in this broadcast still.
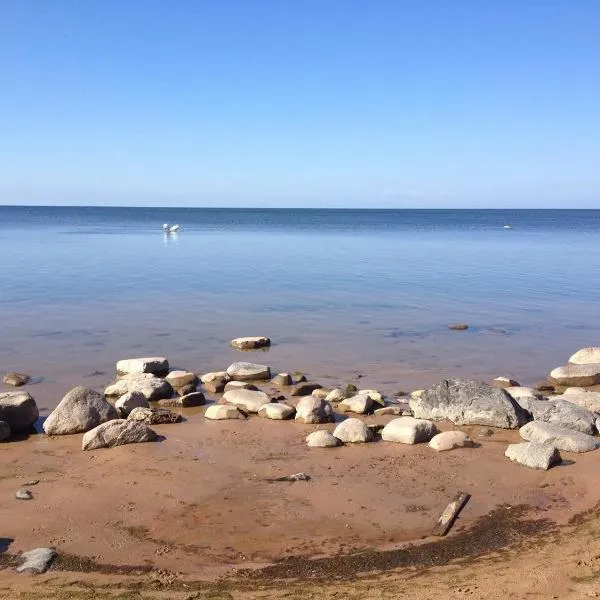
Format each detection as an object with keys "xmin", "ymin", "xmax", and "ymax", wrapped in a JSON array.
[{"xmin": 1, "ymin": 0, "xmax": 599, "ymax": 207}]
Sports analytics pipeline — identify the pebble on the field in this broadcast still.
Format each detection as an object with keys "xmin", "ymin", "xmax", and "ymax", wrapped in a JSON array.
[{"xmin": 16, "ymin": 488, "xmax": 33, "ymax": 500}]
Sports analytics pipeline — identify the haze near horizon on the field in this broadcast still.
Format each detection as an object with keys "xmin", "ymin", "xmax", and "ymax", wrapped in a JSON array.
[{"xmin": 1, "ymin": 0, "xmax": 599, "ymax": 208}]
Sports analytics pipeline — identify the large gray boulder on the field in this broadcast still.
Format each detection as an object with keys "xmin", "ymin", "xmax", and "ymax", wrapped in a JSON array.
[
  {"xmin": 505, "ymin": 442, "xmax": 561, "ymax": 470},
  {"xmin": 526, "ymin": 398, "xmax": 596, "ymax": 435},
  {"xmin": 549, "ymin": 364, "xmax": 600, "ymax": 387},
  {"xmin": 226, "ymin": 362, "xmax": 271, "ymax": 381},
  {"xmin": 116, "ymin": 357, "xmax": 169, "ymax": 377},
  {"xmin": 409, "ymin": 378, "xmax": 527, "ymax": 429},
  {"xmin": 569, "ymin": 347, "xmax": 600, "ymax": 365},
  {"xmin": 222, "ymin": 388, "xmax": 270, "ymax": 413},
  {"xmin": 519, "ymin": 421, "xmax": 600, "ymax": 453},
  {"xmin": 295, "ymin": 397, "xmax": 334, "ymax": 424},
  {"xmin": 82, "ymin": 419, "xmax": 157, "ymax": 450},
  {"xmin": 333, "ymin": 418, "xmax": 373, "ymax": 443},
  {"xmin": 44, "ymin": 386, "xmax": 118, "ymax": 435},
  {"xmin": 381, "ymin": 416, "xmax": 438, "ymax": 444},
  {"xmin": 0, "ymin": 391, "xmax": 39, "ymax": 433},
  {"xmin": 105, "ymin": 373, "xmax": 173, "ymax": 401}
]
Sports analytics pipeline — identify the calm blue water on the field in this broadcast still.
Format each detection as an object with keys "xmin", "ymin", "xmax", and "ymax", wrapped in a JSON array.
[{"xmin": 2, "ymin": 206, "xmax": 600, "ymax": 397}]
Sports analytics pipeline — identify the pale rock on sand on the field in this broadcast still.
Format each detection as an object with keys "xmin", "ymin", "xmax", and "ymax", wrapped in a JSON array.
[
  {"xmin": 43, "ymin": 387, "xmax": 117, "ymax": 435},
  {"xmin": 204, "ymin": 404, "xmax": 246, "ymax": 420},
  {"xmin": 337, "ymin": 393, "xmax": 374, "ymax": 415},
  {"xmin": 230, "ymin": 336, "xmax": 271, "ymax": 350},
  {"xmin": 295, "ymin": 397, "xmax": 334, "ymax": 424},
  {"xmin": 3, "ymin": 372, "xmax": 31, "ymax": 387},
  {"xmin": 551, "ymin": 391, "xmax": 600, "ymax": 413},
  {"xmin": 16, "ymin": 548, "xmax": 57, "ymax": 574},
  {"xmin": 82, "ymin": 419, "xmax": 157, "ymax": 450},
  {"xmin": 381, "ymin": 416, "xmax": 439, "ymax": 444},
  {"xmin": 526, "ymin": 398, "xmax": 596, "ymax": 435},
  {"xmin": 358, "ymin": 389, "xmax": 386, "ymax": 407},
  {"xmin": 222, "ymin": 388, "xmax": 270, "ymax": 413},
  {"xmin": 410, "ymin": 378, "xmax": 527, "ymax": 429},
  {"xmin": 549, "ymin": 364, "xmax": 600, "ymax": 387},
  {"xmin": 505, "ymin": 442, "xmax": 561, "ymax": 470},
  {"xmin": 374, "ymin": 405, "xmax": 412, "ymax": 416},
  {"xmin": 311, "ymin": 388, "xmax": 331, "ymax": 400},
  {"xmin": 224, "ymin": 381, "xmax": 258, "ymax": 392},
  {"xmin": 0, "ymin": 420, "xmax": 10, "ymax": 441},
  {"xmin": 258, "ymin": 403, "xmax": 295, "ymax": 420},
  {"xmin": 290, "ymin": 382, "xmax": 322, "ymax": 397},
  {"xmin": 128, "ymin": 407, "xmax": 182, "ymax": 424},
  {"xmin": 165, "ymin": 370, "xmax": 199, "ymax": 389},
  {"xmin": 333, "ymin": 418, "xmax": 373, "ymax": 443},
  {"xmin": 569, "ymin": 347, "xmax": 600, "ymax": 365},
  {"xmin": 116, "ymin": 357, "xmax": 169, "ymax": 377},
  {"xmin": 306, "ymin": 430, "xmax": 341, "ymax": 448},
  {"xmin": 491, "ymin": 376, "xmax": 520, "ymax": 389},
  {"xmin": 429, "ymin": 431, "xmax": 474, "ymax": 452},
  {"xmin": 325, "ymin": 388, "xmax": 346, "ymax": 403},
  {"xmin": 105, "ymin": 373, "xmax": 173, "ymax": 401},
  {"xmin": 200, "ymin": 371, "xmax": 230, "ymax": 384},
  {"xmin": 272, "ymin": 373, "xmax": 292, "ymax": 387},
  {"xmin": 519, "ymin": 421, "xmax": 600, "ymax": 453},
  {"xmin": 226, "ymin": 362, "xmax": 271, "ymax": 381},
  {"xmin": 0, "ymin": 391, "xmax": 39, "ymax": 433},
  {"xmin": 159, "ymin": 391, "xmax": 205, "ymax": 407},
  {"xmin": 115, "ymin": 391, "xmax": 149, "ymax": 417}
]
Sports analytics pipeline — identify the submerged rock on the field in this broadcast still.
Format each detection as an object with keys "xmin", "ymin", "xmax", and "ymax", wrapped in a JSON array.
[
  {"xmin": 306, "ymin": 430, "xmax": 341, "ymax": 448},
  {"xmin": 295, "ymin": 397, "xmax": 334, "ymax": 424},
  {"xmin": 116, "ymin": 357, "xmax": 169, "ymax": 377},
  {"xmin": 128, "ymin": 407, "xmax": 182, "ymax": 425},
  {"xmin": 409, "ymin": 378, "xmax": 527, "ymax": 429},
  {"xmin": 549, "ymin": 364, "xmax": 600, "ymax": 387},
  {"xmin": 16, "ymin": 548, "xmax": 57, "ymax": 574},
  {"xmin": 230, "ymin": 336, "xmax": 271, "ymax": 350},
  {"xmin": 82, "ymin": 419, "xmax": 157, "ymax": 450},
  {"xmin": 44, "ymin": 386, "xmax": 118, "ymax": 435},
  {"xmin": 0, "ymin": 391, "xmax": 39, "ymax": 433},
  {"xmin": 505, "ymin": 442, "xmax": 561, "ymax": 470},
  {"xmin": 429, "ymin": 431, "xmax": 474, "ymax": 452},
  {"xmin": 519, "ymin": 421, "xmax": 600, "ymax": 453},
  {"xmin": 226, "ymin": 362, "xmax": 271, "ymax": 382},
  {"xmin": 3, "ymin": 372, "xmax": 31, "ymax": 387},
  {"xmin": 381, "ymin": 417, "xmax": 438, "ymax": 444},
  {"xmin": 333, "ymin": 418, "xmax": 373, "ymax": 443}
]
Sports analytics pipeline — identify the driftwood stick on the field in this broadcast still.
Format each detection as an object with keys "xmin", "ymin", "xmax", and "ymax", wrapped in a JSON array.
[{"xmin": 431, "ymin": 492, "xmax": 471, "ymax": 536}]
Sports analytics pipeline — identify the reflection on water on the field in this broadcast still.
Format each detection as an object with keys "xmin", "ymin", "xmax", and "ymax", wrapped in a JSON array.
[{"xmin": 163, "ymin": 231, "xmax": 179, "ymax": 247}]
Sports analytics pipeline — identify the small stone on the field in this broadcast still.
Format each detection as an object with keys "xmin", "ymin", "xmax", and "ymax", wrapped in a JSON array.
[
  {"xmin": 204, "ymin": 405, "xmax": 246, "ymax": 420},
  {"xmin": 159, "ymin": 391, "xmax": 205, "ymax": 407},
  {"xmin": 3, "ymin": 372, "xmax": 31, "ymax": 387},
  {"xmin": 448, "ymin": 323, "xmax": 469, "ymax": 331},
  {"xmin": 226, "ymin": 362, "xmax": 271, "ymax": 382},
  {"xmin": 115, "ymin": 391, "xmax": 150, "ymax": 417},
  {"xmin": 381, "ymin": 417, "xmax": 439, "ymax": 444},
  {"xmin": 338, "ymin": 393, "xmax": 374, "ymax": 415},
  {"xmin": 429, "ymin": 431, "xmax": 474, "ymax": 452},
  {"xmin": 16, "ymin": 548, "xmax": 57, "ymax": 574},
  {"xmin": 203, "ymin": 376, "xmax": 228, "ymax": 394},
  {"xmin": 116, "ymin": 357, "xmax": 169, "ymax": 377},
  {"xmin": 505, "ymin": 442, "xmax": 561, "ymax": 470},
  {"xmin": 258, "ymin": 403, "xmax": 295, "ymax": 420},
  {"xmin": 306, "ymin": 430, "xmax": 342, "ymax": 448},
  {"xmin": 128, "ymin": 407, "xmax": 183, "ymax": 424},
  {"xmin": 290, "ymin": 383, "xmax": 322, "ymax": 397},
  {"xmin": 165, "ymin": 370, "xmax": 199, "ymax": 389},
  {"xmin": 272, "ymin": 373, "xmax": 292, "ymax": 387},
  {"xmin": 333, "ymin": 418, "xmax": 373, "ymax": 443},
  {"xmin": 16, "ymin": 488, "xmax": 33, "ymax": 500},
  {"xmin": 230, "ymin": 336, "xmax": 271, "ymax": 350}
]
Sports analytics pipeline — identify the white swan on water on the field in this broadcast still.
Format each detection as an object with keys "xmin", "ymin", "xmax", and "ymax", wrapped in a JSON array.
[{"xmin": 162, "ymin": 223, "xmax": 180, "ymax": 233}]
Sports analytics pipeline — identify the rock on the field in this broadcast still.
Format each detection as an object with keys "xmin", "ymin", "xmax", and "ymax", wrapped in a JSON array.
[
  {"xmin": 224, "ymin": 381, "xmax": 258, "ymax": 392},
  {"xmin": 44, "ymin": 386, "xmax": 118, "ymax": 435},
  {"xmin": 128, "ymin": 407, "xmax": 182, "ymax": 424},
  {"xmin": 429, "ymin": 431, "xmax": 474, "ymax": 452},
  {"xmin": 0, "ymin": 391, "xmax": 39, "ymax": 433},
  {"xmin": 505, "ymin": 442, "xmax": 561, "ymax": 470},
  {"xmin": 116, "ymin": 357, "xmax": 169, "ymax": 377},
  {"xmin": 549, "ymin": 364, "xmax": 600, "ymax": 387},
  {"xmin": 115, "ymin": 391, "xmax": 150, "ymax": 417},
  {"xmin": 292, "ymin": 372, "xmax": 308, "ymax": 384},
  {"xmin": 230, "ymin": 336, "xmax": 271, "ymax": 350},
  {"xmin": 158, "ymin": 391, "xmax": 205, "ymax": 407},
  {"xmin": 325, "ymin": 388, "xmax": 346, "ymax": 403},
  {"xmin": 505, "ymin": 387, "xmax": 543, "ymax": 399},
  {"xmin": 338, "ymin": 393, "xmax": 374, "ymax": 415},
  {"xmin": 290, "ymin": 383, "xmax": 322, "ymax": 397},
  {"xmin": 16, "ymin": 548, "xmax": 57, "ymax": 574},
  {"xmin": 222, "ymin": 388, "xmax": 271, "ymax": 413},
  {"xmin": 82, "ymin": 419, "xmax": 157, "ymax": 450},
  {"xmin": 519, "ymin": 421, "xmax": 600, "ymax": 453},
  {"xmin": 306, "ymin": 430, "xmax": 342, "ymax": 448},
  {"xmin": 448, "ymin": 323, "xmax": 469, "ymax": 331},
  {"xmin": 105, "ymin": 373, "xmax": 173, "ymax": 401},
  {"xmin": 226, "ymin": 362, "xmax": 271, "ymax": 381},
  {"xmin": 381, "ymin": 417, "xmax": 439, "ymax": 444},
  {"xmin": 344, "ymin": 384, "xmax": 358, "ymax": 397},
  {"xmin": 3, "ymin": 372, "xmax": 31, "ymax": 387},
  {"xmin": 175, "ymin": 382, "xmax": 197, "ymax": 396},
  {"xmin": 0, "ymin": 420, "xmax": 11, "ymax": 441},
  {"xmin": 203, "ymin": 376, "xmax": 228, "ymax": 394},
  {"xmin": 491, "ymin": 377, "xmax": 520, "ymax": 389},
  {"xmin": 569, "ymin": 347, "xmax": 600, "ymax": 365},
  {"xmin": 333, "ymin": 418, "xmax": 373, "ymax": 443},
  {"xmin": 478, "ymin": 427, "xmax": 495, "ymax": 437},
  {"xmin": 311, "ymin": 388, "xmax": 331, "ymax": 400},
  {"xmin": 551, "ymin": 391, "xmax": 600, "ymax": 413},
  {"xmin": 526, "ymin": 398, "xmax": 596, "ymax": 434},
  {"xmin": 410, "ymin": 389, "xmax": 425, "ymax": 398},
  {"xmin": 204, "ymin": 404, "xmax": 246, "ymax": 420},
  {"xmin": 258, "ymin": 403, "xmax": 295, "ymax": 420},
  {"xmin": 200, "ymin": 371, "xmax": 230, "ymax": 384},
  {"xmin": 272, "ymin": 373, "xmax": 292, "ymax": 387},
  {"xmin": 295, "ymin": 397, "xmax": 334, "ymax": 424},
  {"xmin": 534, "ymin": 382, "xmax": 555, "ymax": 393},
  {"xmin": 165, "ymin": 370, "xmax": 199, "ymax": 389},
  {"xmin": 373, "ymin": 405, "xmax": 412, "ymax": 416},
  {"xmin": 15, "ymin": 488, "xmax": 33, "ymax": 500},
  {"xmin": 409, "ymin": 378, "xmax": 527, "ymax": 429},
  {"xmin": 358, "ymin": 390, "xmax": 385, "ymax": 406}
]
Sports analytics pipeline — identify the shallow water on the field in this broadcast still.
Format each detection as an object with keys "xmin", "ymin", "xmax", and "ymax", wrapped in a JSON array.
[{"xmin": 2, "ymin": 206, "xmax": 600, "ymax": 403}]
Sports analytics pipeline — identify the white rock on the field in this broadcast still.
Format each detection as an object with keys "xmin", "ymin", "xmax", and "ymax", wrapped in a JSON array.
[
  {"xmin": 16, "ymin": 548, "xmax": 57, "ymax": 574},
  {"xmin": 325, "ymin": 388, "xmax": 346, "ymax": 403},
  {"xmin": 429, "ymin": 431, "xmax": 474, "ymax": 452},
  {"xmin": 338, "ymin": 393, "xmax": 374, "ymax": 414},
  {"xmin": 82, "ymin": 419, "xmax": 157, "ymax": 450},
  {"xmin": 549, "ymin": 364, "xmax": 600, "ymax": 387},
  {"xmin": 0, "ymin": 391, "xmax": 39, "ymax": 433},
  {"xmin": 165, "ymin": 370, "xmax": 198, "ymax": 388},
  {"xmin": 230, "ymin": 336, "xmax": 271, "ymax": 350},
  {"xmin": 569, "ymin": 347, "xmax": 600, "ymax": 365},
  {"xmin": 333, "ymin": 418, "xmax": 373, "ymax": 443},
  {"xmin": 311, "ymin": 388, "xmax": 330, "ymax": 400},
  {"xmin": 410, "ymin": 389, "xmax": 425, "ymax": 398},
  {"xmin": 258, "ymin": 403, "xmax": 295, "ymax": 420},
  {"xmin": 505, "ymin": 387, "xmax": 543, "ymax": 399},
  {"xmin": 200, "ymin": 371, "xmax": 230, "ymax": 384},
  {"xmin": 306, "ymin": 430, "xmax": 341, "ymax": 448},
  {"xmin": 381, "ymin": 417, "xmax": 438, "ymax": 444},
  {"xmin": 224, "ymin": 381, "xmax": 258, "ymax": 392},
  {"xmin": 373, "ymin": 406, "xmax": 410, "ymax": 416},
  {"xmin": 204, "ymin": 404, "xmax": 246, "ymax": 420},
  {"xmin": 226, "ymin": 362, "xmax": 271, "ymax": 381},
  {"xmin": 295, "ymin": 397, "xmax": 334, "ymax": 424},
  {"xmin": 116, "ymin": 357, "xmax": 169, "ymax": 377},
  {"xmin": 505, "ymin": 442, "xmax": 561, "ymax": 470},
  {"xmin": 519, "ymin": 421, "xmax": 600, "ymax": 453},
  {"xmin": 115, "ymin": 391, "xmax": 150, "ymax": 417},
  {"xmin": 491, "ymin": 376, "xmax": 520, "ymax": 388},
  {"xmin": 222, "ymin": 388, "xmax": 271, "ymax": 413},
  {"xmin": 358, "ymin": 389, "xmax": 385, "ymax": 406},
  {"xmin": 551, "ymin": 391, "xmax": 600, "ymax": 413},
  {"xmin": 105, "ymin": 373, "xmax": 173, "ymax": 401}
]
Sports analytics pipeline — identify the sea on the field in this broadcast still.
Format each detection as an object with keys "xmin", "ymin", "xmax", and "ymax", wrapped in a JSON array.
[{"xmin": 2, "ymin": 206, "xmax": 600, "ymax": 406}]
